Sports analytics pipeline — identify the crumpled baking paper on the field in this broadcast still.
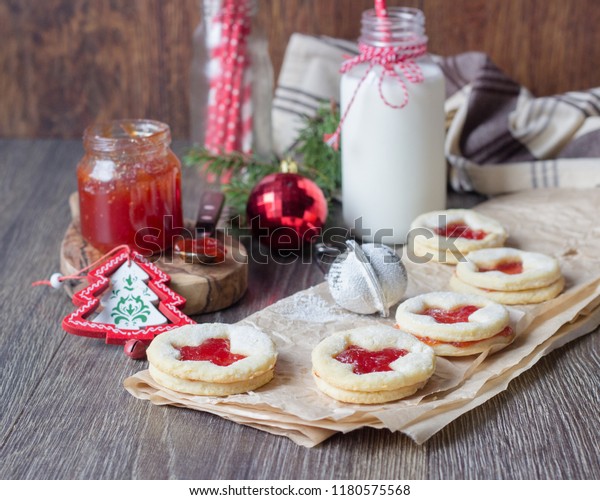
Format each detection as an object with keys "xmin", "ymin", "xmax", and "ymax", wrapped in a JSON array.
[{"xmin": 125, "ymin": 189, "xmax": 600, "ymax": 447}]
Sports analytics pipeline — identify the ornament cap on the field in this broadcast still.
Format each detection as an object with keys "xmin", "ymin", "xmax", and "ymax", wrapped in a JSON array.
[{"xmin": 280, "ymin": 158, "xmax": 298, "ymax": 174}]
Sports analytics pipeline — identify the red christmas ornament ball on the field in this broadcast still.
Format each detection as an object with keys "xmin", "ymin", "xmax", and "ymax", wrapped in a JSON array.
[{"xmin": 246, "ymin": 173, "xmax": 328, "ymax": 250}]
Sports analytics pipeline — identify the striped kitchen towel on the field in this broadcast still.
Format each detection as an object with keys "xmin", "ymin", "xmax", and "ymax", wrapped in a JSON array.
[{"xmin": 272, "ymin": 33, "xmax": 600, "ymax": 195}]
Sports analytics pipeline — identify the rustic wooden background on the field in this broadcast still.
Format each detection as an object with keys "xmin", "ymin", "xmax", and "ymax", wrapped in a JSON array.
[{"xmin": 2, "ymin": 0, "xmax": 599, "ymax": 139}]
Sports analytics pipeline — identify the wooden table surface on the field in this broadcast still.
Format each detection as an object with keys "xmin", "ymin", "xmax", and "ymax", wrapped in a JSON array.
[{"xmin": 1, "ymin": 139, "xmax": 598, "ymax": 480}]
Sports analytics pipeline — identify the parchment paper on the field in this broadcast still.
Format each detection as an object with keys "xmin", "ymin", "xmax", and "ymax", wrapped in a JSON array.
[{"xmin": 125, "ymin": 189, "xmax": 600, "ymax": 447}]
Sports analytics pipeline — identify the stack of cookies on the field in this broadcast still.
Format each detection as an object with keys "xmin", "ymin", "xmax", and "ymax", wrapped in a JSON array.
[
  {"xmin": 450, "ymin": 248, "xmax": 564, "ymax": 304},
  {"xmin": 311, "ymin": 325, "xmax": 436, "ymax": 404},
  {"xmin": 395, "ymin": 291, "xmax": 515, "ymax": 356},
  {"xmin": 147, "ymin": 323, "xmax": 277, "ymax": 396},
  {"xmin": 410, "ymin": 209, "xmax": 508, "ymax": 265}
]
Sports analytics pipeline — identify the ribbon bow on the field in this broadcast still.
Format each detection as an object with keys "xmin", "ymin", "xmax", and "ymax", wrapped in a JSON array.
[{"xmin": 324, "ymin": 41, "xmax": 428, "ymax": 150}]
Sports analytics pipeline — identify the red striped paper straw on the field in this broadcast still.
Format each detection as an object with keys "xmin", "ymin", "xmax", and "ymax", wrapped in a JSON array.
[
  {"xmin": 224, "ymin": 5, "xmax": 250, "ymax": 152},
  {"xmin": 216, "ymin": 0, "xmax": 235, "ymax": 149},
  {"xmin": 240, "ymin": 65, "xmax": 253, "ymax": 153},
  {"xmin": 374, "ymin": 0, "xmax": 391, "ymax": 44},
  {"xmin": 204, "ymin": 0, "xmax": 253, "ymax": 155},
  {"xmin": 375, "ymin": 0, "xmax": 388, "ymax": 18},
  {"xmin": 205, "ymin": 0, "xmax": 227, "ymax": 152}
]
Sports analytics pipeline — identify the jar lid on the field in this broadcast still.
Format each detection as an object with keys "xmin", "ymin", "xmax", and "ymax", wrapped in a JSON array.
[{"xmin": 83, "ymin": 119, "xmax": 171, "ymax": 155}]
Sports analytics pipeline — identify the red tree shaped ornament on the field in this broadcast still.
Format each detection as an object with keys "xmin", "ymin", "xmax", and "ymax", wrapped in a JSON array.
[{"xmin": 62, "ymin": 247, "xmax": 195, "ymax": 344}]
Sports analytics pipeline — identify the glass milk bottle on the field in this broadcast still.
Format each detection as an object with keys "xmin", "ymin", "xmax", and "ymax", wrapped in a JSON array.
[{"xmin": 340, "ymin": 7, "xmax": 446, "ymax": 245}]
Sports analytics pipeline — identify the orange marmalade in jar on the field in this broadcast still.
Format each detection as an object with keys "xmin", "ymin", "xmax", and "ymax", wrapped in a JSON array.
[{"xmin": 77, "ymin": 119, "xmax": 183, "ymax": 254}]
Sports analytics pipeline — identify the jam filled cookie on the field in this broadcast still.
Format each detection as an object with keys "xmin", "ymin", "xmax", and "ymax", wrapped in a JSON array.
[
  {"xmin": 409, "ymin": 209, "xmax": 507, "ymax": 264},
  {"xmin": 455, "ymin": 248, "xmax": 561, "ymax": 291},
  {"xmin": 411, "ymin": 237, "xmax": 463, "ymax": 266},
  {"xmin": 450, "ymin": 247, "xmax": 564, "ymax": 304},
  {"xmin": 311, "ymin": 325, "xmax": 436, "ymax": 404},
  {"xmin": 395, "ymin": 292, "xmax": 514, "ymax": 356},
  {"xmin": 147, "ymin": 323, "xmax": 277, "ymax": 396},
  {"xmin": 450, "ymin": 274, "xmax": 565, "ymax": 305}
]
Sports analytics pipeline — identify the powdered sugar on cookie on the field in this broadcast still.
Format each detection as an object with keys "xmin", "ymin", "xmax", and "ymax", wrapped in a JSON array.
[
  {"xmin": 410, "ymin": 209, "xmax": 508, "ymax": 257},
  {"xmin": 311, "ymin": 325, "xmax": 435, "ymax": 404},
  {"xmin": 456, "ymin": 247, "xmax": 561, "ymax": 291},
  {"xmin": 147, "ymin": 323, "xmax": 277, "ymax": 395},
  {"xmin": 395, "ymin": 292, "xmax": 514, "ymax": 356}
]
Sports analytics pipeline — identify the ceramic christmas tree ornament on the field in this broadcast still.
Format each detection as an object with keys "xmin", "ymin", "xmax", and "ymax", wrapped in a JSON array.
[
  {"xmin": 92, "ymin": 260, "xmax": 168, "ymax": 328},
  {"xmin": 62, "ymin": 247, "xmax": 195, "ymax": 344}
]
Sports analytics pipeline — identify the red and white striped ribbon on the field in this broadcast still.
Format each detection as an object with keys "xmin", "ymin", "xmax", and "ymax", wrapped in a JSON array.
[{"xmin": 324, "ymin": 41, "xmax": 428, "ymax": 150}]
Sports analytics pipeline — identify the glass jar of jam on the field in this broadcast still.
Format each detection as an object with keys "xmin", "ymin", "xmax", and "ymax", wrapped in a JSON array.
[{"xmin": 77, "ymin": 119, "xmax": 183, "ymax": 254}]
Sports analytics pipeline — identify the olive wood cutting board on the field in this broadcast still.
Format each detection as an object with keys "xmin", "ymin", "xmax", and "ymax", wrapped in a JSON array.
[{"xmin": 60, "ymin": 193, "xmax": 248, "ymax": 315}]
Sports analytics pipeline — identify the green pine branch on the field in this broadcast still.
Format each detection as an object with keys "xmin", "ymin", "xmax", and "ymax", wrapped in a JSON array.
[
  {"xmin": 183, "ymin": 148, "xmax": 279, "ymax": 218},
  {"xmin": 295, "ymin": 101, "xmax": 341, "ymax": 199},
  {"xmin": 184, "ymin": 102, "xmax": 341, "ymax": 220}
]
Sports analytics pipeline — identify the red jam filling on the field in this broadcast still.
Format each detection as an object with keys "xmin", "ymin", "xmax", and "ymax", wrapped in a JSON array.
[
  {"xmin": 420, "ymin": 305, "xmax": 481, "ymax": 324},
  {"xmin": 174, "ymin": 236, "xmax": 226, "ymax": 262},
  {"xmin": 479, "ymin": 260, "xmax": 523, "ymax": 275},
  {"xmin": 434, "ymin": 223, "xmax": 487, "ymax": 240},
  {"xmin": 334, "ymin": 345, "xmax": 408, "ymax": 375},
  {"xmin": 78, "ymin": 145, "xmax": 183, "ymax": 254},
  {"xmin": 179, "ymin": 338, "xmax": 246, "ymax": 366},
  {"xmin": 414, "ymin": 326, "xmax": 513, "ymax": 348}
]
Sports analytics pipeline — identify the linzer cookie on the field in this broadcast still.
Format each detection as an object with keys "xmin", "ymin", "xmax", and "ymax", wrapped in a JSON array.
[
  {"xmin": 311, "ymin": 325, "xmax": 436, "ymax": 404},
  {"xmin": 450, "ymin": 248, "xmax": 564, "ymax": 304},
  {"xmin": 146, "ymin": 324, "xmax": 277, "ymax": 396},
  {"xmin": 409, "ymin": 209, "xmax": 507, "ymax": 264},
  {"xmin": 395, "ymin": 292, "xmax": 515, "ymax": 356}
]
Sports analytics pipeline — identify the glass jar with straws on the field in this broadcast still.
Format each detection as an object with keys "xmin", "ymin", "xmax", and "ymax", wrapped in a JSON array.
[{"xmin": 190, "ymin": 0, "xmax": 273, "ymax": 158}]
